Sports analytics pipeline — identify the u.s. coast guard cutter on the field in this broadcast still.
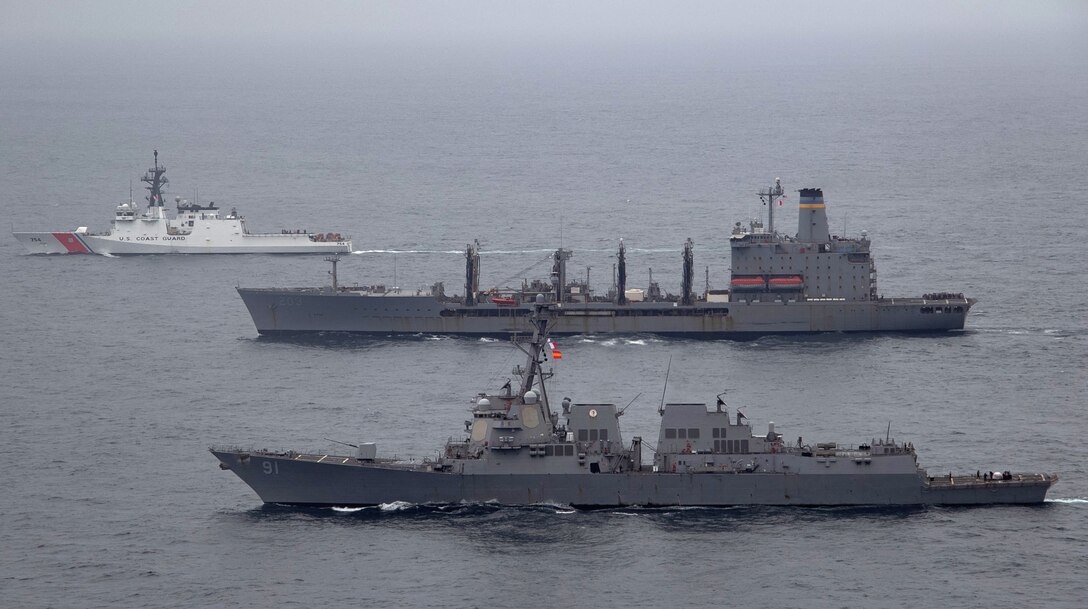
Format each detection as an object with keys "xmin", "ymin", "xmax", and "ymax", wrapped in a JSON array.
[
  {"xmin": 211, "ymin": 298, "xmax": 1055, "ymax": 507},
  {"xmin": 13, "ymin": 151, "xmax": 352, "ymax": 255},
  {"xmin": 237, "ymin": 180, "xmax": 972, "ymax": 337}
]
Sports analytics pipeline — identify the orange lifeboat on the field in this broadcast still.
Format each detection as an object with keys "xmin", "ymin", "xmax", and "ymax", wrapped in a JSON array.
[
  {"xmin": 768, "ymin": 275, "xmax": 804, "ymax": 290},
  {"xmin": 492, "ymin": 296, "xmax": 517, "ymax": 306},
  {"xmin": 730, "ymin": 276, "xmax": 766, "ymax": 291}
]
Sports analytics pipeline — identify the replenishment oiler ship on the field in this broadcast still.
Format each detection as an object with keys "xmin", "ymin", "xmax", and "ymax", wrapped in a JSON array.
[
  {"xmin": 211, "ymin": 299, "xmax": 1055, "ymax": 507},
  {"xmin": 237, "ymin": 180, "xmax": 972, "ymax": 337},
  {"xmin": 13, "ymin": 151, "xmax": 352, "ymax": 255}
]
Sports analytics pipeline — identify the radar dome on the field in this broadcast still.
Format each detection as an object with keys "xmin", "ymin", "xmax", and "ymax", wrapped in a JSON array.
[
  {"xmin": 523, "ymin": 390, "xmax": 538, "ymax": 404},
  {"xmin": 477, "ymin": 398, "xmax": 491, "ymax": 408}
]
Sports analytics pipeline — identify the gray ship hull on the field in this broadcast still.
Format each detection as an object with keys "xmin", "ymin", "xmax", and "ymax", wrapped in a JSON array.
[
  {"xmin": 212, "ymin": 450, "xmax": 1054, "ymax": 507},
  {"xmin": 238, "ymin": 288, "xmax": 972, "ymax": 337}
]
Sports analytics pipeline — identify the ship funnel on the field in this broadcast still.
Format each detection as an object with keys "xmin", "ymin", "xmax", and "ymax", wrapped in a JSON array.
[{"xmin": 797, "ymin": 188, "xmax": 830, "ymax": 243}]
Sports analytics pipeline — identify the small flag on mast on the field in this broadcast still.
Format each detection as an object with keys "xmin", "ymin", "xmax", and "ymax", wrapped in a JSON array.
[{"xmin": 548, "ymin": 340, "xmax": 562, "ymax": 359}]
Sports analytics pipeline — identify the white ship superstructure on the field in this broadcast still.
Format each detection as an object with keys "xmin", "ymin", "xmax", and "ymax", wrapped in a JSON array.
[{"xmin": 14, "ymin": 151, "xmax": 351, "ymax": 255}]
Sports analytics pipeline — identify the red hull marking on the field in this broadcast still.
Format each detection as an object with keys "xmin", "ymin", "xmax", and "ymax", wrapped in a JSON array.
[{"xmin": 52, "ymin": 232, "xmax": 91, "ymax": 254}]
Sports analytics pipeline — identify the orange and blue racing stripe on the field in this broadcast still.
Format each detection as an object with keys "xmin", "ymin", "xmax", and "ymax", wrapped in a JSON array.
[{"xmin": 51, "ymin": 232, "xmax": 94, "ymax": 254}]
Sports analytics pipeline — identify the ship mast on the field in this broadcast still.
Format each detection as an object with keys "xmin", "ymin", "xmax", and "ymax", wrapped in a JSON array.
[
  {"xmin": 464, "ymin": 240, "xmax": 480, "ymax": 306},
  {"xmin": 681, "ymin": 238, "xmax": 694, "ymax": 306},
  {"xmin": 325, "ymin": 255, "xmax": 340, "ymax": 290},
  {"xmin": 617, "ymin": 239, "xmax": 627, "ymax": 305},
  {"xmin": 758, "ymin": 177, "xmax": 784, "ymax": 234},
  {"xmin": 514, "ymin": 296, "xmax": 555, "ymax": 427},
  {"xmin": 552, "ymin": 247, "xmax": 572, "ymax": 303},
  {"xmin": 142, "ymin": 149, "xmax": 169, "ymax": 209}
]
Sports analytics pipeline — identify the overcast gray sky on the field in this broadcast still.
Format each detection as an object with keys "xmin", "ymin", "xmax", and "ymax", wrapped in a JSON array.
[{"xmin": 1, "ymin": 0, "xmax": 1084, "ymax": 47}]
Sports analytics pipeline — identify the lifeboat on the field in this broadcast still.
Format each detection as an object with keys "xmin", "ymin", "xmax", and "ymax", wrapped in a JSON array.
[
  {"xmin": 492, "ymin": 296, "xmax": 517, "ymax": 306},
  {"xmin": 730, "ymin": 276, "xmax": 766, "ymax": 291},
  {"xmin": 768, "ymin": 275, "xmax": 804, "ymax": 290}
]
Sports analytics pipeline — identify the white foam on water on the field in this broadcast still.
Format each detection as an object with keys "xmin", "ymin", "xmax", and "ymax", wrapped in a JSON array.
[
  {"xmin": 351, "ymin": 249, "xmax": 463, "ymax": 254},
  {"xmin": 331, "ymin": 506, "xmax": 367, "ymax": 513},
  {"xmin": 1046, "ymin": 498, "xmax": 1088, "ymax": 504},
  {"xmin": 346, "ymin": 248, "xmax": 561, "ymax": 255},
  {"xmin": 532, "ymin": 501, "xmax": 576, "ymax": 514},
  {"xmin": 379, "ymin": 501, "xmax": 415, "ymax": 512}
]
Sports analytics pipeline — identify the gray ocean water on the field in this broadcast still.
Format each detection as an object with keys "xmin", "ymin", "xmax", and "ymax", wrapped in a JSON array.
[{"xmin": 2, "ymin": 34, "xmax": 1087, "ymax": 609}]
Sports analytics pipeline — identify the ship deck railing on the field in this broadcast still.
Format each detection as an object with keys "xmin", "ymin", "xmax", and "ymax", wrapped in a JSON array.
[{"xmin": 876, "ymin": 296, "xmax": 973, "ymax": 305}]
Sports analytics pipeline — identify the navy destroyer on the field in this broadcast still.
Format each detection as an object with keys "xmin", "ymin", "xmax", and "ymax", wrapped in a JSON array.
[
  {"xmin": 237, "ymin": 181, "xmax": 972, "ymax": 337},
  {"xmin": 212, "ymin": 299, "xmax": 1055, "ymax": 507},
  {"xmin": 14, "ymin": 151, "xmax": 352, "ymax": 255}
]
